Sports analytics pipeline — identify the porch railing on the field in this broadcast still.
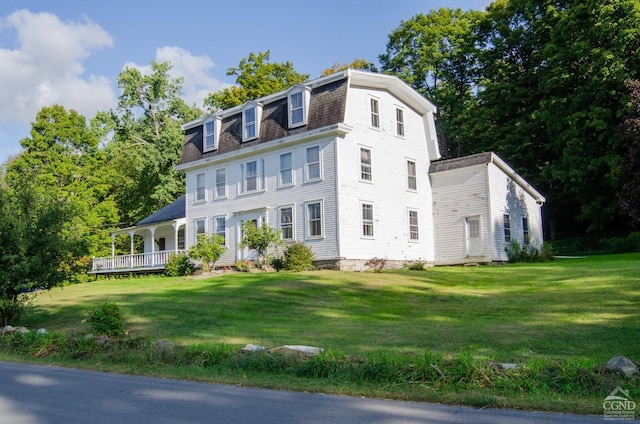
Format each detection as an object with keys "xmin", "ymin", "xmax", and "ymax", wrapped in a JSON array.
[{"xmin": 91, "ymin": 250, "xmax": 187, "ymax": 272}]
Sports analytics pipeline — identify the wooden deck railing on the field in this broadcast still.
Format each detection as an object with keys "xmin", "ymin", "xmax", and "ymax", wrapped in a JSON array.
[{"xmin": 91, "ymin": 250, "xmax": 187, "ymax": 272}]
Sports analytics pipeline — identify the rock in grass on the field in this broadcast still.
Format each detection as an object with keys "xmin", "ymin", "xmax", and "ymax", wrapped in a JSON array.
[
  {"xmin": 490, "ymin": 362, "xmax": 518, "ymax": 371},
  {"xmin": 241, "ymin": 344, "xmax": 266, "ymax": 353},
  {"xmin": 281, "ymin": 345, "xmax": 324, "ymax": 356},
  {"xmin": 2, "ymin": 325, "xmax": 15, "ymax": 334},
  {"xmin": 37, "ymin": 328, "xmax": 47, "ymax": 335},
  {"xmin": 605, "ymin": 356, "xmax": 638, "ymax": 377}
]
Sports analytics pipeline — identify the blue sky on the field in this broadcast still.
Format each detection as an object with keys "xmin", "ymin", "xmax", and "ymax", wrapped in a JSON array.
[{"xmin": 0, "ymin": 0, "xmax": 490, "ymax": 164}]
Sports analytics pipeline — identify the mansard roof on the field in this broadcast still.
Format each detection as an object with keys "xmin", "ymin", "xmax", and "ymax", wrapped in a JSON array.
[{"xmin": 179, "ymin": 70, "xmax": 438, "ymax": 167}]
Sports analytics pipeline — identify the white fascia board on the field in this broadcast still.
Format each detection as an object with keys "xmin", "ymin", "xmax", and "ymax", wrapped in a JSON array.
[{"xmin": 176, "ymin": 123, "xmax": 353, "ymax": 172}]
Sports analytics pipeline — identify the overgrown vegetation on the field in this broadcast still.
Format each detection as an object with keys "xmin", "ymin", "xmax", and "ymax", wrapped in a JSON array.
[
  {"xmin": 239, "ymin": 222, "xmax": 283, "ymax": 268},
  {"xmin": 86, "ymin": 303, "xmax": 126, "ymax": 337},
  {"xmin": 505, "ymin": 240, "xmax": 554, "ymax": 263},
  {"xmin": 403, "ymin": 260, "xmax": 427, "ymax": 270}
]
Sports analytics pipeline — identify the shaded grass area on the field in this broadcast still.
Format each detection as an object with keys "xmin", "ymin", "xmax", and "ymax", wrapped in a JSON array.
[{"xmin": 2, "ymin": 253, "xmax": 639, "ymax": 414}]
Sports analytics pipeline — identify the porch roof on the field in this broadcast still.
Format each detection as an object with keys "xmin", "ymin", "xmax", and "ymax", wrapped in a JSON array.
[{"xmin": 136, "ymin": 195, "xmax": 186, "ymax": 226}]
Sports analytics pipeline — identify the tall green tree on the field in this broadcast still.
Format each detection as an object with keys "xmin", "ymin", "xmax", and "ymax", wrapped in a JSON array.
[
  {"xmin": 102, "ymin": 61, "xmax": 202, "ymax": 225},
  {"xmin": 0, "ymin": 184, "xmax": 86, "ymax": 325},
  {"xmin": 472, "ymin": 0, "xmax": 640, "ymax": 236},
  {"xmin": 319, "ymin": 59, "xmax": 378, "ymax": 77},
  {"xmin": 619, "ymin": 79, "xmax": 640, "ymax": 227},
  {"xmin": 204, "ymin": 51, "xmax": 309, "ymax": 111},
  {"xmin": 4, "ymin": 105, "xmax": 118, "ymax": 257},
  {"xmin": 380, "ymin": 8, "xmax": 483, "ymax": 158}
]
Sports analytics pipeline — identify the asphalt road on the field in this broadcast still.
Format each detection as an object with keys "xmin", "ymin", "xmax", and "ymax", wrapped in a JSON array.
[{"xmin": 0, "ymin": 361, "xmax": 607, "ymax": 424}]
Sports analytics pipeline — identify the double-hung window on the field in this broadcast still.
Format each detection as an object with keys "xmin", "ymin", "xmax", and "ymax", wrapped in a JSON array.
[
  {"xmin": 407, "ymin": 160, "xmax": 417, "ymax": 190},
  {"xmin": 195, "ymin": 172, "xmax": 206, "ymax": 202},
  {"xmin": 279, "ymin": 152, "xmax": 293, "ymax": 186},
  {"xmin": 215, "ymin": 168, "xmax": 226, "ymax": 199},
  {"xmin": 288, "ymin": 86, "xmax": 310, "ymax": 128},
  {"xmin": 203, "ymin": 117, "xmax": 220, "ymax": 152},
  {"xmin": 195, "ymin": 218, "xmax": 206, "ymax": 240},
  {"xmin": 240, "ymin": 159, "xmax": 265, "ymax": 194},
  {"xmin": 306, "ymin": 201, "xmax": 323, "ymax": 238},
  {"xmin": 279, "ymin": 206, "xmax": 294, "ymax": 240},
  {"xmin": 214, "ymin": 216, "xmax": 226, "ymax": 245},
  {"xmin": 242, "ymin": 103, "xmax": 261, "ymax": 141},
  {"xmin": 504, "ymin": 214, "xmax": 511, "ymax": 242},
  {"xmin": 522, "ymin": 217, "xmax": 530, "ymax": 244},
  {"xmin": 362, "ymin": 203, "xmax": 374, "ymax": 237},
  {"xmin": 370, "ymin": 98, "xmax": 380, "ymax": 128},
  {"xmin": 409, "ymin": 210, "xmax": 419, "ymax": 241},
  {"xmin": 360, "ymin": 148, "xmax": 372, "ymax": 181},
  {"xmin": 306, "ymin": 146, "xmax": 321, "ymax": 181},
  {"xmin": 396, "ymin": 108, "xmax": 405, "ymax": 137}
]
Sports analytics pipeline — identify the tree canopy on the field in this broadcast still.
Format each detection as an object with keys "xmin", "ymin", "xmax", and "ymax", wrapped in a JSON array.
[{"xmin": 204, "ymin": 51, "xmax": 309, "ymax": 111}]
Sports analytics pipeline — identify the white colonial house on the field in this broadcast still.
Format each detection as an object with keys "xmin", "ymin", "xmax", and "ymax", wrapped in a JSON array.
[{"xmin": 91, "ymin": 70, "xmax": 545, "ymax": 273}]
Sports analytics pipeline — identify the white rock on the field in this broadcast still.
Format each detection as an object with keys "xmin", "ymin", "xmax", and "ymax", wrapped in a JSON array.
[
  {"xmin": 2, "ymin": 325, "xmax": 15, "ymax": 334},
  {"xmin": 36, "ymin": 328, "xmax": 47, "ymax": 334},
  {"xmin": 282, "ymin": 345, "xmax": 324, "ymax": 355},
  {"xmin": 241, "ymin": 344, "xmax": 266, "ymax": 352},
  {"xmin": 605, "ymin": 356, "xmax": 638, "ymax": 377}
]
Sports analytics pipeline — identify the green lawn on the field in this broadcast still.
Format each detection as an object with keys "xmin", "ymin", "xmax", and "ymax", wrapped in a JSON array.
[
  {"xmin": 4, "ymin": 253, "xmax": 639, "ymax": 414},
  {"xmin": 21, "ymin": 253, "xmax": 639, "ymax": 363}
]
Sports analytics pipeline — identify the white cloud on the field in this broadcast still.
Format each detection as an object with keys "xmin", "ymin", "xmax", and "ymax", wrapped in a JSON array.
[
  {"xmin": 0, "ymin": 9, "xmax": 116, "ymax": 126},
  {"xmin": 125, "ymin": 46, "xmax": 229, "ymax": 108}
]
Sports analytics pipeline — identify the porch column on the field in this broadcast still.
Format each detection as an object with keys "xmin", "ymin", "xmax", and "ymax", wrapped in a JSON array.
[
  {"xmin": 173, "ymin": 223, "xmax": 179, "ymax": 253},
  {"xmin": 129, "ymin": 230, "xmax": 136, "ymax": 268},
  {"xmin": 149, "ymin": 227, "xmax": 156, "ymax": 266},
  {"xmin": 111, "ymin": 234, "xmax": 116, "ymax": 269}
]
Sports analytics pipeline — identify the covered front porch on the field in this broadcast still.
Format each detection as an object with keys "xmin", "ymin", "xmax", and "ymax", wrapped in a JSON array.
[{"xmin": 90, "ymin": 196, "xmax": 187, "ymax": 275}]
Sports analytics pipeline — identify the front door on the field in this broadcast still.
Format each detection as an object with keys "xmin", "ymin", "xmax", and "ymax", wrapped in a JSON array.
[
  {"xmin": 238, "ymin": 216, "xmax": 261, "ymax": 262},
  {"xmin": 466, "ymin": 216, "xmax": 482, "ymax": 257}
]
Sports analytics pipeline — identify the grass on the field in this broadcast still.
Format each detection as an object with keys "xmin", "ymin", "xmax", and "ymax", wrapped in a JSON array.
[{"xmin": 2, "ymin": 253, "xmax": 639, "ymax": 414}]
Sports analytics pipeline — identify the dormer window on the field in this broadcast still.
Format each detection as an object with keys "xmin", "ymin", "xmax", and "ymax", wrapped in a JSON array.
[
  {"xmin": 288, "ymin": 85, "xmax": 311, "ymax": 128},
  {"xmin": 203, "ymin": 117, "xmax": 220, "ymax": 152},
  {"xmin": 242, "ymin": 102, "xmax": 262, "ymax": 141}
]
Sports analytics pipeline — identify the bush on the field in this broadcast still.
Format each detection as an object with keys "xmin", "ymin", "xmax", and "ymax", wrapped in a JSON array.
[
  {"xmin": 234, "ymin": 260, "xmax": 252, "ymax": 272},
  {"xmin": 188, "ymin": 234, "xmax": 226, "ymax": 271},
  {"xmin": 86, "ymin": 303, "xmax": 126, "ymax": 337},
  {"xmin": 284, "ymin": 242, "xmax": 314, "ymax": 271},
  {"xmin": 403, "ymin": 260, "xmax": 426, "ymax": 271},
  {"xmin": 365, "ymin": 257, "xmax": 386, "ymax": 272},
  {"xmin": 270, "ymin": 257, "xmax": 286, "ymax": 271},
  {"xmin": 505, "ymin": 240, "xmax": 554, "ymax": 263},
  {"xmin": 164, "ymin": 254, "xmax": 195, "ymax": 277}
]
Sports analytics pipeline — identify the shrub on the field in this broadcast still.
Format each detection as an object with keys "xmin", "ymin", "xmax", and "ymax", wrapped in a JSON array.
[
  {"xmin": 403, "ymin": 260, "xmax": 426, "ymax": 271},
  {"xmin": 270, "ymin": 257, "xmax": 286, "ymax": 271},
  {"xmin": 164, "ymin": 254, "xmax": 196, "ymax": 277},
  {"xmin": 505, "ymin": 240, "xmax": 554, "ymax": 263},
  {"xmin": 284, "ymin": 242, "xmax": 314, "ymax": 271},
  {"xmin": 188, "ymin": 234, "xmax": 226, "ymax": 271},
  {"xmin": 86, "ymin": 303, "xmax": 126, "ymax": 336},
  {"xmin": 239, "ymin": 222, "xmax": 283, "ymax": 268},
  {"xmin": 365, "ymin": 257, "xmax": 386, "ymax": 272}
]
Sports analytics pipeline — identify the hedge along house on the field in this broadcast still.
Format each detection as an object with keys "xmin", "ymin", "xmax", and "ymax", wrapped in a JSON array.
[{"xmin": 91, "ymin": 70, "xmax": 545, "ymax": 273}]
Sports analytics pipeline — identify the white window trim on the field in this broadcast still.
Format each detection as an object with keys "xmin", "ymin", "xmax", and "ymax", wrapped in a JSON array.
[
  {"xmin": 361, "ymin": 202, "xmax": 374, "ymax": 239},
  {"xmin": 242, "ymin": 102, "xmax": 262, "ymax": 142},
  {"xmin": 408, "ymin": 209, "xmax": 419, "ymax": 242},
  {"xmin": 278, "ymin": 204, "xmax": 295, "ymax": 241},
  {"xmin": 287, "ymin": 85, "xmax": 311, "ymax": 128},
  {"xmin": 203, "ymin": 116, "xmax": 221, "ymax": 152},
  {"xmin": 406, "ymin": 159, "xmax": 417, "ymax": 191},
  {"xmin": 214, "ymin": 168, "xmax": 226, "ymax": 200},
  {"xmin": 194, "ymin": 218, "xmax": 207, "ymax": 241},
  {"xmin": 359, "ymin": 146, "xmax": 372, "ymax": 183},
  {"xmin": 395, "ymin": 106, "xmax": 405, "ymax": 138},
  {"xmin": 370, "ymin": 96, "xmax": 380, "ymax": 129},
  {"xmin": 195, "ymin": 172, "xmax": 207, "ymax": 203},
  {"xmin": 239, "ymin": 158, "xmax": 266, "ymax": 195},
  {"xmin": 213, "ymin": 215, "xmax": 227, "ymax": 246},
  {"xmin": 279, "ymin": 151, "xmax": 294, "ymax": 188},
  {"xmin": 305, "ymin": 200, "xmax": 324, "ymax": 239},
  {"xmin": 305, "ymin": 145, "xmax": 322, "ymax": 183}
]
